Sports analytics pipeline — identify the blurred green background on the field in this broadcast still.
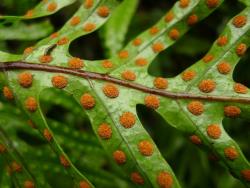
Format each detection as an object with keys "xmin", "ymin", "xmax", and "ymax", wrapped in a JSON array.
[{"xmin": 0, "ymin": 0, "xmax": 249, "ymax": 188}]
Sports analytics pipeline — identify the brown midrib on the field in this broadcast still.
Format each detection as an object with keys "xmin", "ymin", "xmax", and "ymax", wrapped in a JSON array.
[{"xmin": 1, "ymin": 61, "xmax": 250, "ymax": 104}]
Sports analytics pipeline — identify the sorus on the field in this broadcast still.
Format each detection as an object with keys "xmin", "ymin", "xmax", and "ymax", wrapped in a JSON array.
[
  {"xmin": 179, "ymin": 0, "xmax": 190, "ymax": 8},
  {"xmin": 187, "ymin": 101, "xmax": 204, "ymax": 115},
  {"xmin": 11, "ymin": 161, "xmax": 22, "ymax": 172},
  {"xmin": 102, "ymin": 60, "xmax": 113, "ymax": 68},
  {"xmin": 224, "ymin": 106, "xmax": 241, "ymax": 118},
  {"xmin": 152, "ymin": 42, "xmax": 164, "ymax": 53},
  {"xmin": 39, "ymin": 55, "xmax": 53, "ymax": 63},
  {"xmin": 24, "ymin": 180, "xmax": 35, "ymax": 188},
  {"xmin": 50, "ymin": 32, "xmax": 59, "ymax": 39},
  {"xmin": 234, "ymin": 83, "xmax": 248, "ymax": 94},
  {"xmin": 57, "ymin": 37, "xmax": 69, "ymax": 45},
  {"xmin": 182, "ymin": 70, "xmax": 196, "ymax": 81},
  {"xmin": 233, "ymin": 15, "xmax": 247, "ymax": 28},
  {"xmin": 84, "ymin": 0, "xmax": 94, "ymax": 9},
  {"xmin": 3, "ymin": 86, "xmax": 14, "ymax": 100},
  {"xmin": 70, "ymin": 16, "xmax": 81, "ymax": 26},
  {"xmin": 24, "ymin": 46, "xmax": 34, "ymax": 55},
  {"xmin": 168, "ymin": 28, "xmax": 180, "ymax": 40},
  {"xmin": 217, "ymin": 61, "xmax": 231, "ymax": 74},
  {"xmin": 224, "ymin": 146, "xmax": 238, "ymax": 160},
  {"xmin": 68, "ymin": 57, "xmax": 84, "ymax": 69},
  {"xmin": 80, "ymin": 93, "xmax": 96, "ymax": 109},
  {"xmin": 236, "ymin": 43, "xmax": 247, "ymax": 56},
  {"xmin": 130, "ymin": 172, "xmax": 144, "ymax": 185},
  {"xmin": 43, "ymin": 129, "xmax": 53, "ymax": 142},
  {"xmin": 113, "ymin": 150, "xmax": 126, "ymax": 164},
  {"xmin": 97, "ymin": 6, "xmax": 110, "ymax": 17},
  {"xmin": 135, "ymin": 58, "xmax": 148, "ymax": 66},
  {"xmin": 144, "ymin": 95, "xmax": 160, "ymax": 109},
  {"xmin": 189, "ymin": 135, "xmax": 202, "ymax": 145},
  {"xmin": 157, "ymin": 171, "xmax": 173, "ymax": 188},
  {"xmin": 187, "ymin": 14, "xmax": 198, "ymax": 26},
  {"xmin": 217, "ymin": 36, "xmax": 228, "ymax": 46},
  {"xmin": 206, "ymin": 124, "xmax": 221, "ymax": 139},
  {"xmin": 202, "ymin": 54, "xmax": 214, "ymax": 63},
  {"xmin": 25, "ymin": 97, "xmax": 37, "ymax": 112},
  {"xmin": 154, "ymin": 77, "xmax": 168, "ymax": 89},
  {"xmin": 60, "ymin": 155, "xmax": 70, "ymax": 168},
  {"xmin": 0, "ymin": 144, "xmax": 6, "ymax": 154},
  {"xmin": 121, "ymin": 70, "xmax": 136, "ymax": 81},
  {"xmin": 18, "ymin": 72, "xmax": 33, "ymax": 88},
  {"xmin": 149, "ymin": 26, "xmax": 159, "ymax": 35},
  {"xmin": 25, "ymin": 10, "xmax": 33, "ymax": 18},
  {"xmin": 138, "ymin": 140, "xmax": 154, "ymax": 156},
  {"xmin": 51, "ymin": 75, "xmax": 68, "ymax": 89},
  {"xmin": 47, "ymin": 2, "xmax": 57, "ymax": 12},
  {"xmin": 206, "ymin": 0, "xmax": 219, "ymax": 8},
  {"xmin": 83, "ymin": 22, "xmax": 96, "ymax": 32},
  {"xmin": 133, "ymin": 38, "xmax": 142, "ymax": 46},
  {"xmin": 241, "ymin": 169, "xmax": 250, "ymax": 181},
  {"xmin": 102, "ymin": 84, "xmax": 119, "ymax": 98},
  {"xmin": 119, "ymin": 112, "xmax": 136, "ymax": 128},
  {"xmin": 164, "ymin": 11, "xmax": 174, "ymax": 23},
  {"xmin": 198, "ymin": 79, "xmax": 216, "ymax": 93},
  {"xmin": 118, "ymin": 50, "xmax": 129, "ymax": 59},
  {"xmin": 27, "ymin": 120, "xmax": 36, "ymax": 129},
  {"xmin": 98, "ymin": 123, "xmax": 112, "ymax": 139},
  {"xmin": 79, "ymin": 181, "xmax": 90, "ymax": 188}
]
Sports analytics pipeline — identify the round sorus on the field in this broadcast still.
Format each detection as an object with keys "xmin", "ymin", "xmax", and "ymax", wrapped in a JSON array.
[
  {"xmin": 130, "ymin": 172, "xmax": 144, "ymax": 185},
  {"xmin": 234, "ymin": 83, "xmax": 248, "ymax": 94},
  {"xmin": 138, "ymin": 140, "xmax": 154, "ymax": 156},
  {"xmin": 113, "ymin": 150, "xmax": 126, "ymax": 165},
  {"xmin": 182, "ymin": 70, "xmax": 196, "ymax": 81},
  {"xmin": 39, "ymin": 55, "xmax": 53, "ymax": 63},
  {"xmin": 233, "ymin": 15, "xmax": 247, "ymax": 28},
  {"xmin": 187, "ymin": 14, "xmax": 198, "ymax": 26},
  {"xmin": 217, "ymin": 36, "xmax": 228, "ymax": 46},
  {"xmin": 152, "ymin": 42, "xmax": 164, "ymax": 53},
  {"xmin": 102, "ymin": 60, "xmax": 113, "ymax": 68},
  {"xmin": 206, "ymin": 124, "xmax": 221, "ymax": 139},
  {"xmin": 135, "ymin": 58, "xmax": 148, "ymax": 66},
  {"xmin": 18, "ymin": 72, "xmax": 33, "ymax": 88},
  {"xmin": 24, "ymin": 180, "xmax": 35, "ymax": 188},
  {"xmin": 149, "ymin": 26, "xmax": 159, "ymax": 35},
  {"xmin": 43, "ymin": 129, "xmax": 53, "ymax": 142},
  {"xmin": 236, "ymin": 43, "xmax": 247, "ymax": 56},
  {"xmin": 60, "ymin": 155, "xmax": 70, "ymax": 168},
  {"xmin": 57, "ymin": 37, "xmax": 69, "ymax": 45},
  {"xmin": 118, "ymin": 50, "xmax": 129, "ymax": 59},
  {"xmin": 68, "ymin": 57, "xmax": 84, "ymax": 69},
  {"xmin": 224, "ymin": 106, "xmax": 241, "ymax": 118},
  {"xmin": 179, "ymin": 0, "xmax": 190, "ymax": 8},
  {"xmin": 189, "ymin": 135, "xmax": 202, "ymax": 145},
  {"xmin": 25, "ymin": 10, "xmax": 33, "ymax": 18},
  {"xmin": 202, "ymin": 54, "xmax": 214, "ymax": 63},
  {"xmin": 47, "ymin": 2, "xmax": 57, "ymax": 12},
  {"xmin": 164, "ymin": 11, "xmax": 174, "ymax": 23},
  {"xmin": 224, "ymin": 147, "xmax": 238, "ymax": 160},
  {"xmin": 24, "ymin": 46, "xmax": 34, "ymax": 55},
  {"xmin": 217, "ymin": 61, "xmax": 231, "ymax": 74},
  {"xmin": 83, "ymin": 22, "xmax": 96, "ymax": 32},
  {"xmin": 198, "ymin": 79, "xmax": 216, "ymax": 93},
  {"xmin": 11, "ymin": 161, "xmax": 22, "ymax": 172},
  {"xmin": 70, "ymin": 16, "xmax": 81, "ymax": 26},
  {"xmin": 50, "ymin": 32, "xmax": 59, "ymax": 39},
  {"xmin": 154, "ymin": 77, "xmax": 168, "ymax": 89},
  {"xmin": 27, "ymin": 120, "xmax": 36, "ymax": 129},
  {"xmin": 119, "ymin": 112, "xmax": 136, "ymax": 128},
  {"xmin": 51, "ymin": 75, "xmax": 68, "ymax": 89},
  {"xmin": 79, "ymin": 181, "xmax": 90, "ymax": 188},
  {"xmin": 84, "ymin": 0, "xmax": 93, "ymax": 9},
  {"xmin": 25, "ymin": 97, "xmax": 37, "ymax": 112},
  {"xmin": 187, "ymin": 101, "xmax": 204, "ymax": 116},
  {"xmin": 208, "ymin": 153, "xmax": 219, "ymax": 162},
  {"xmin": 241, "ymin": 170, "xmax": 250, "ymax": 181},
  {"xmin": 98, "ymin": 123, "xmax": 112, "ymax": 139},
  {"xmin": 133, "ymin": 38, "xmax": 142, "ymax": 46},
  {"xmin": 144, "ymin": 95, "xmax": 160, "ymax": 109},
  {"xmin": 168, "ymin": 28, "xmax": 180, "ymax": 40},
  {"xmin": 102, "ymin": 84, "xmax": 119, "ymax": 98},
  {"xmin": 157, "ymin": 171, "xmax": 173, "ymax": 188},
  {"xmin": 206, "ymin": 0, "xmax": 219, "ymax": 8},
  {"xmin": 121, "ymin": 70, "xmax": 136, "ymax": 81},
  {"xmin": 3, "ymin": 86, "xmax": 14, "ymax": 100},
  {"xmin": 0, "ymin": 144, "xmax": 6, "ymax": 154},
  {"xmin": 97, "ymin": 6, "xmax": 110, "ymax": 17},
  {"xmin": 80, "ymin": 93, "xmax": 95, "ymax": 109}
]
